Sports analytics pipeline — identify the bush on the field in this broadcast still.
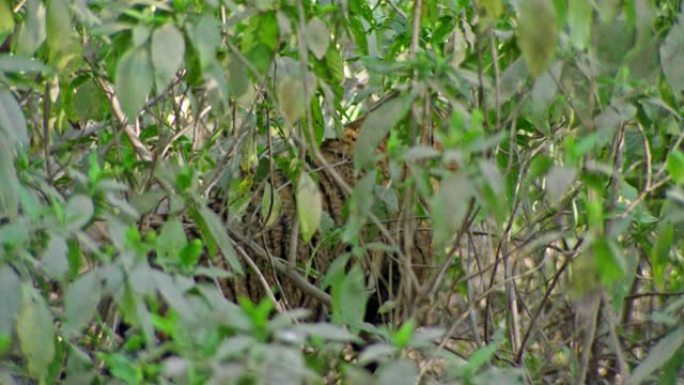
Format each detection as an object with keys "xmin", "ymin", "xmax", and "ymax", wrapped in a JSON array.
[{"xmin": 1, "ymin": 1, "xmax": 683, "ymax": 384}]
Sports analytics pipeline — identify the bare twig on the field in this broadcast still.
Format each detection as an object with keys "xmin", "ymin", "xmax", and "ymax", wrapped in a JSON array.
[{"xmin": 96, "ymin": 79, "xmax": 154, "ymax": 162}]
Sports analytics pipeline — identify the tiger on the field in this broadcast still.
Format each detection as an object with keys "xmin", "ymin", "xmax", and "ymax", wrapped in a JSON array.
[{"xmin": 210, "ymin": 107, "xmax": 436, "ymax": 325}]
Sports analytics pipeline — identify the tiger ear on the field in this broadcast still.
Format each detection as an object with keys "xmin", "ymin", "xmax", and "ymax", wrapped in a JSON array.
[{"xmin": 343, "ymin": 118, "xmax": 363, "ymax": 141}]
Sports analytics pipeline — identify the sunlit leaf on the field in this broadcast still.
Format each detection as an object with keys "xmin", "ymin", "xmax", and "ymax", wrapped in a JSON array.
[
  {"xmin": 625, "ymin": 326, "xmax": 684, "ymax": 385},
  {"xmin": 354, "ymin": 94, "xmax": 412, "ymax": 170},
  {"xmin": 666, "ymin": 150, "xmax": 684, "ymax": 184},
  {"xmin": 115, "ymin": 45, "xmax": 154, "ymax": 120},
  {"xmin": 17, "ymin": 285, "xmax": 55, "ymax": 379},
  {"xmin": 517, "ymin": 0, "xmax": 557, "ymax": 77},
  {"xmin": 151, "ymin": 23, "xmax": 185, "ymax": 93},
  {"xmin": 64, "ymin": 269, "xmax": 102, "ymax": 337},
  {"xmin": 391, "ymin": 319, "xmax": 416, "ymax": 348},
  {"xmin": 296, "ymin": 172, "xmax": 322, "ymax": 243},
  {"xmin": 179, "ymin": 239, "xmax": 202, "ymax": 269},
  {"xmin": 306, "ymin": 17, "xmax": 330, "ymax": 60},
  {"xmin": 257, "ymin": 11, "xmax": 279, "ymax": 51}
]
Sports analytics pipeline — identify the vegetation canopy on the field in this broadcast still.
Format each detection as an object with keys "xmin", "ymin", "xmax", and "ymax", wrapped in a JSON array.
[{"xmin": 0, "ymin": 0, "xmax": 683, "ymax": 384}]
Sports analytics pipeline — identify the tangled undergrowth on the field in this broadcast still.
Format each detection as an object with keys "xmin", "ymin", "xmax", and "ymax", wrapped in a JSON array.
[{"xmin": 1, "ymin": 1, "xmax": 684, "ymax": 384}]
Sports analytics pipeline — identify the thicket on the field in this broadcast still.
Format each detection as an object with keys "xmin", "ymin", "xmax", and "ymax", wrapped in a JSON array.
[{"xmin": 1, "ymin": 0, "xmax": 684, "ymax": 384}]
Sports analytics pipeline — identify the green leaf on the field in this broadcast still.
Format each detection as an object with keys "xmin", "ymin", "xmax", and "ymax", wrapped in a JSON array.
[
  {"xmin": 0, "ymin": 55, "xmax": 52, "ymax": 75},
  {"xmin": 458, "ymin": 333, "xmax": 502, "ymax": 378},
  {"xmin": 517, "ymin": 0, "xmax": 558, "ymax": 77},
  {"xmin": 278, "ymin": 75, "xmax": 306, "ymax": 125},
  {"xmin": 64, "ymin": 269, "xmax": 102, "ymax": 338},
  {"xmin": 0, "ymin": 89, "xmax": 29, "ymax": 150},
  {"xmin": 69, "ymin": 79, "xmax": 109, "ymax": 122},
  {"xmin": 377, "ymin": 359, "xmax": 418, "ymax": 385},
  {"xmin": 260, "ymin": 181, "xmax": 282, "ymax": 227},
  {"xmin": 63, "ymin": 194, "xmax": 94, "ymax": 233},
  {"xmin": 593, "ymin": 238, "xmax": 625, "ymax": 286},
  {"xmin": 179, "ymin": 239, "xmax": 202, "ymax": 269},
  {"xmin": 0, "ymin": 266, "xmax": 21, "ymax": 340},
  {"xmin": 157, "ymin": 216, "xmax": 188, "ymax": 261},
  {"xmin": 325, "ymin": 44, "xmax": 344, "ymax": 84},
  {"xmin": 42, "ymin": 234, "xmax": 68, "ymax": 280},
  {"xmin": 257, "ymin": 12, "xmax": 279, "ymax": 51},
  {"xmin": 650, "ymin": 223, "xmax": 673, "ymax": 290},
  {"xmin": 151, "ymin": 23, "xmax": 185, "ymax": 93},
  {"xmin": 625, "ymin": 326, "xmax": 684, "ymax": 385},
  {"xmin": 292, "ymin": 322, "xmax": 359, "ymax": 342},
  {"xmin": 14, "ymin": 0, "xmax": 46, "ymax": 57},
  {"xmin": 666, "ymin": 150, "xmax": 684, "ymax": 184},
  {"xmin": 296, "ymin": 172, "xmax": 322, "ymax": 243},
  {"xmin": 354, "ymin": 94, "xmax": 412, "ymax": 170},
  {"xmin": 132, "ymin": 24, "xmax": 150, "ymax": 47},
  {"xmin": 567, "ymin": 0, "xmax": 592, "ymax": 49},
  {"xmin": 431, "ymin": 174, "xmax": 473, "ymax": 248},
  {"xmin": 189, "ymin": 14, "xmax": 220, "ymax": 69},
  {"xmin": 195, "ymin": 204, "xmax": 243, "ymax": 275},
  {"xmin": 102, "ymin": 353, "xmax": 141, "ymax": 384},
  {"xmin": 114, "ymin": 45, "xmax": 154, "ymax": 121},
  {"xmin": 306, "ymin": 17, "xmax": 330, "ymax": 60},
  {"xmin": 660, "ymin": 16, "xmax": 684, "ymax": 97},
  {"xmin": 153, "ymin": 272, "xmax": 195, "ymax": 320},
  {"xmin": 477, "ymin": 0, "xmax": 503, "ymax": 24},
  {"xmin": 17, "ymin": 285, "xmax": 55, "ymax": 380},
  {"xmin": 46, "ymin": 0, "xmax": 80, "ymax": 71},
  {"xmin": 0, "ymin": 0, "xmax": 14, "ymax": 45},
  {"xmin": 227, "ymin": 56, "xmax": 250, "ymax": 98},
  {"xmin": 0, "ymin": 139, "xmax": 19, "ymax": 218},
  {"xmin": 479, "ymin": 160, "xmax": 508, "ymax": 224},
  {"xmin": 391, "ymin": 319, "xmax": 416, "ymax": 348},
  {"xmin": 332, "ymin": 265, "xmax": 367, "ymax": 328},
  {"xmin": 546, "ymin": 166, "xmax": 576, "ymax": 205},
  {"xmin": 343, "ymin": 171, "xmax": 376, "ymax": 243}
]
